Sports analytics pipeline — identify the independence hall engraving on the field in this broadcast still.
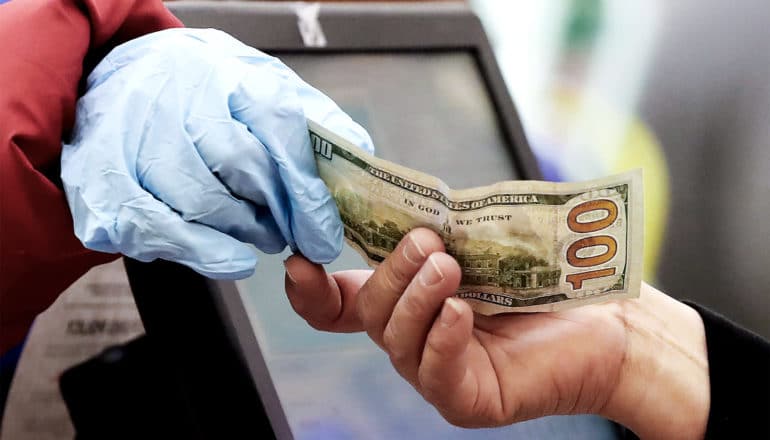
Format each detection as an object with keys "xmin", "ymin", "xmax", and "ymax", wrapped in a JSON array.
[{"xmin": 454, "ymin": 252, "xmax": 561, "ymax": 289}]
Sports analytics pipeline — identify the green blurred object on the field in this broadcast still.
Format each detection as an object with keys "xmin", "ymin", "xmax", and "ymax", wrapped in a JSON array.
[{"xmin": 563, "ymin": 0, "xmax": 603, "ymax": 50}]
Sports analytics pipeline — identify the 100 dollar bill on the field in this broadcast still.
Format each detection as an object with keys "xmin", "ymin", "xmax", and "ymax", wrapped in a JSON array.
[{"xmin": 310, "ymin": 120, "xmax": 643, "ymax": 314}]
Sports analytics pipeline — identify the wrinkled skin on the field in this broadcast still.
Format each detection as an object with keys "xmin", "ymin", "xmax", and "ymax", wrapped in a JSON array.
[{"xmin": 283, "ymin": 227, "xmax": 628, "ymax": 427}]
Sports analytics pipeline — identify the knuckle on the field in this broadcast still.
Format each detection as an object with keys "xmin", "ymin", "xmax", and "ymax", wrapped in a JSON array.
[
  {"xmin": 355, "ymin": 290, "xmax": 373, "ymax": 325},
  {"xmin": 365, "ymin": 328, "xmax": 385, "ymax": 351},
  {"xmin": 382, "ymin": 263, "xmax": 411, "ymax": 292},
  {"xmin": 206, "ymin": 143, "xmax": 254, "ymax": 176},
  {"xmin": 436, "ymin": 408, "xmax": 472, "ymax": 429},
  {"xmin": 490, "ymin": 411, "xmax": 512, "ymax": 427},
  {"xmin": 387, "ymin": 349, "xmax": 410, "ymax": 370},
  {"xmin": 442, "ymin": 408, "xmax": 497, "ymax": 429},
  {"xmin": 381, "ymin": 326, "xmax": 400, "ymax": 356},
  {"xmin": 424, "ymin": 332, "xmax": 451, "ymax": 359},
  {"xmin": 417, "ymin": 364, "xmax": 452, "ymax": 403},
  {"xmin": 382, "ymin": 328, "xmax": 410, "ymax": 367},
  {"xmin": 177, "ymin": 189, "xmax": 231, "ymax": 222},
  {"xmin": 400, "ymin": 291, "xmax": 432, "ymax": 320},
  {"xmin": 422, "ymin": 396, "xmax": 478, "ymax": 428},
  {"xmin": 306, "ymin": 318, "xmax": 331, "ymax": 332},
  {"xmin": 417, "ymin": 380, "xmax": 475, "ymax": 428},
  {"xmin": 286, "ymin": 295, "xmax": 306, "ymax": 315},
  {"xmin": 259, "ymin": 75, "xmax": 301, "ymax": 118},
  {"xmin": 417, "ymin": 367, "xmax": 438, "ymax": 394},
  {"xmin": 213, "ymin": 150, "xmax": 238, "ymax": 171}
]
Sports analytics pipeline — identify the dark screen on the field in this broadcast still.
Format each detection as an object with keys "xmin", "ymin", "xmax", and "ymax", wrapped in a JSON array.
[{"xmin": 278, "ymin": 52, "xmax": 520, "ymax": 187}]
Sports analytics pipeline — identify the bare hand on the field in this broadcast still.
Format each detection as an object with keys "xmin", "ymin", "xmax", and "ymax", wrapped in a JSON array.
[{"xmin": 284, "ymin": 228, "xmax": 710, "ymax": 439}]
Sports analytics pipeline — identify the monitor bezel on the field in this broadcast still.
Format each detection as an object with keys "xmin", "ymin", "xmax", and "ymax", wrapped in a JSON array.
[
  {"xmin": 169, "ymin": 1, "xmax": 540, "ymax": 180},
  {"xmin": 127, "ymin": 2, "xmax": 543, "ymax": 439}
]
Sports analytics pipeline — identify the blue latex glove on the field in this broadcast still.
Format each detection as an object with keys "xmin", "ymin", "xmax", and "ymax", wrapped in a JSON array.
[{"xmin": 61, "ymin": 28, "xmax": 374, "ymax": 279}]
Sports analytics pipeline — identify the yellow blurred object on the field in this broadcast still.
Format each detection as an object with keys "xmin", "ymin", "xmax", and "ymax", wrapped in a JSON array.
[
  {"xmin": 613, "ymin": 118, "xmax": 669, "ymax": 283},
  {"xmin": 545, "ymin": 86, "xmax": 670, "ymax": 282}
]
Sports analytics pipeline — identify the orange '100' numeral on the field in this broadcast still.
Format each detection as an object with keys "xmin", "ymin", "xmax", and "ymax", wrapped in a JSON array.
[
  {"xmin": 565, "ymin": 199, "xmax": 620, "ymax": 291},
  {"xmin": 566, "ymin": 268, "xmax": 617, "ymax": 290},
  {"xmin": 567, "ymin": 200, "xmax": 618, "ymax": 233},
  {"xmin": 566, "ymin": 236, "xmax": 618, "ymax": 267}
]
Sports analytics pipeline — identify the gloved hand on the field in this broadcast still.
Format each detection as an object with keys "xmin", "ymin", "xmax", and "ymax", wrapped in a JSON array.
[{"xmin": 61, "ymin": 28, "xmax": 374, "ymax": 279}]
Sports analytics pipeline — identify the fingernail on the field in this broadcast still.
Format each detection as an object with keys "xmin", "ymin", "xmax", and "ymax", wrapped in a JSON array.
[
  {"xmin": 440, "ymin": 298, "xmax": 462, "ymax": 327},
  {"xmin": 403, "ymin": 233, "xmax": 427, "ymax": 265},
  {"xmin": 283, "ymin": 258, "xmax": 297, "ymax": 285},
  {"xmin": 419, "ymin": 254, "xmax": 444, "ymax": 286}
]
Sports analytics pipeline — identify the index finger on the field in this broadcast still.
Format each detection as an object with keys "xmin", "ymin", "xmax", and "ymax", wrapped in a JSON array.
[
  {"xmin": 230, "ymin": 67, "xmax": 358, "ymax": 264},
  {"xmin": 356, "ymin": 228, "xmax": 446, "ymax": 348}
]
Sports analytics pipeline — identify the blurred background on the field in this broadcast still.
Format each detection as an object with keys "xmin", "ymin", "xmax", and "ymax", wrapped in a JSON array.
[{"xmin": 469, "ymin": 0, "xmax": 770, "ymax": 337}]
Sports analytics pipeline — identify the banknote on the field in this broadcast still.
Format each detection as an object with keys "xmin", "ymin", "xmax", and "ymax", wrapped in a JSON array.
[{"xmin": 309, "ymin": 120, "xmax": 643, "ymax": 314}]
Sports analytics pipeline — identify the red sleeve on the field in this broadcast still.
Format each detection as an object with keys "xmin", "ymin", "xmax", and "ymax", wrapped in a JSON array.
[{"xmin": 0, "ymin": 0, "xmax": 183, "ymax": 353}]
